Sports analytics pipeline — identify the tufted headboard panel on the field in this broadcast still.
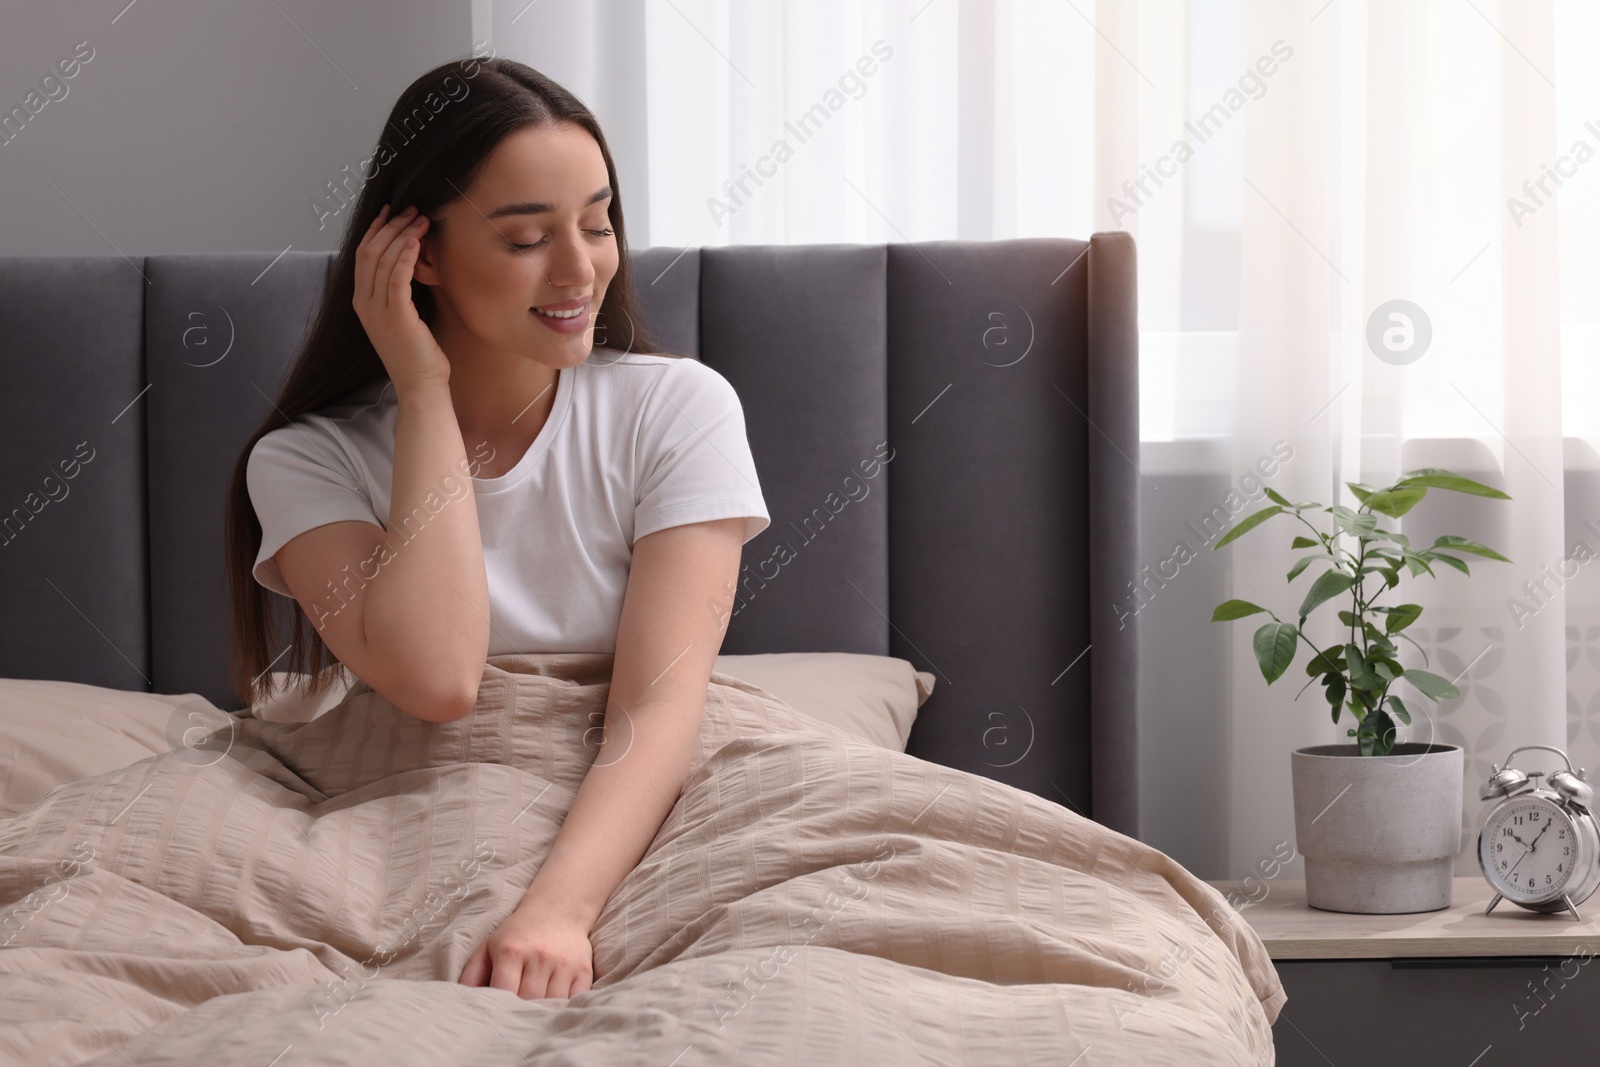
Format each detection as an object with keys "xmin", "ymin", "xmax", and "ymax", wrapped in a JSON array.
[{"xmin": 0, "ymin": 234, "xmax": 1141, "ymax": 837}]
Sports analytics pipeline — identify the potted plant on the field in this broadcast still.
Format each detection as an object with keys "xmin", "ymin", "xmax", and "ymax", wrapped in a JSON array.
[{"xmin": 1210, "ymin": 468, "xmax": 1512, "ymax": 913}]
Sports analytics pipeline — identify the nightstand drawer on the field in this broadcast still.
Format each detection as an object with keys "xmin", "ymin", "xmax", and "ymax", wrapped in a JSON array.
[
  {"xmin": 1207, "ymin": 877, "xmax": 1598, "ymax": 1062},
  {"xmin": 1274, "ymin": 957, "xmax": 1591, "ymax": 1065}
]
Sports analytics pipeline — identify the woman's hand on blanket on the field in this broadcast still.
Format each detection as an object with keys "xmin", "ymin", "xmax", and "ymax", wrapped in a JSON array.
[{"xmin": 457, "ymin": 902, "xmax": 595, "ymax": 1000}]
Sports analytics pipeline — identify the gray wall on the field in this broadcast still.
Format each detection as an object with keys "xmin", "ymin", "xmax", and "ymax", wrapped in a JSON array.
[{"xmin": 0, "ymin": 0, "xmax": 468, "ymax": 256}]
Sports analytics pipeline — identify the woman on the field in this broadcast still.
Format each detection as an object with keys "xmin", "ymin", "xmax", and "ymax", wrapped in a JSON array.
[{"xmin": 224, "ymin": 56, "xmax": 769, "ymax": 1003}]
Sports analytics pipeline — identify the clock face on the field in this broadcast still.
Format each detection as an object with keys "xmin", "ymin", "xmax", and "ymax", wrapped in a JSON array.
[{"xmin": 1481, "ymin": 797, "xmax": 1578, "ymax": 901}]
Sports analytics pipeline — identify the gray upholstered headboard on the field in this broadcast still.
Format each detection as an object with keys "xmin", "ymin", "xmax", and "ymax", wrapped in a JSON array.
[{"xmin": 0, "ymin": 234, "xmax": 1141, "ymax": 838}]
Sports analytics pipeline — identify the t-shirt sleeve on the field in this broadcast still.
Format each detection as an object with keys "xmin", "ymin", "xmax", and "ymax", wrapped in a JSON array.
[
  {"xmin": 246, "ymin": 421, "xmax": 385, "ymax": 597},
  {"xmin": 633, "ymin": 358, "xmax": 770, "ymax": 545}
]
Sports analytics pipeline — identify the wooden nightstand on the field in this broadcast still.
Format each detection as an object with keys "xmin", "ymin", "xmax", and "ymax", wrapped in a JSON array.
[{"xmin": 1209, "ymin": 877, "xmax": 1600, "ymax": 1064}]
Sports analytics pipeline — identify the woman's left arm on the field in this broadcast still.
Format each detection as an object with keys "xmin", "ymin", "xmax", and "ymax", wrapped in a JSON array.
[{"xmin": 457, "ymin": 516, "xmax": 745, "ymax": 1000}]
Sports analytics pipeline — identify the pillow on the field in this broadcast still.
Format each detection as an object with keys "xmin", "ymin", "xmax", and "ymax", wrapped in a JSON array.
[
  {"xmin": 711, "ymin": 652, "xmax": 934, "ymax": 751},
  {"xmin": 242, "ymin": 654, "xmax": 936, "ymax": 751},
  {"xmin": 0, "ymin": 654, "xmax": 936, "ymax": 815},
  {"xmin": 0, "ymin": 678, "xmax": 233, "ymax": 818}
]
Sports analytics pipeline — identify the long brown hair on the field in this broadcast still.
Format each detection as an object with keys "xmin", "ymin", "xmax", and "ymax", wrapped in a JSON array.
[{"xmin": 225, "ymin": 56, "xmax": 661, "ymax": 710}]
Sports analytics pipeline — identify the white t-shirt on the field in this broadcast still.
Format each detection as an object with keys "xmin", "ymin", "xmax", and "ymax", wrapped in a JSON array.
[{"xmin": 246, "ymin": 349, "xmax": 770, "ymax": 655}]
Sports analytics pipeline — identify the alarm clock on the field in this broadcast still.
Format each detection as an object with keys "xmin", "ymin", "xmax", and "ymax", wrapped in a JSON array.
[{"xmin": 1477, "ymin": 744, "xmax": 1600, "ymax": 921}]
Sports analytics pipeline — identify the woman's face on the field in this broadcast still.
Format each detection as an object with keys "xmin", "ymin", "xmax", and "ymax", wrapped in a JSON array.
[{"xmin": 413, "ymin": 121, "xmax": 619, "ymax": 367}]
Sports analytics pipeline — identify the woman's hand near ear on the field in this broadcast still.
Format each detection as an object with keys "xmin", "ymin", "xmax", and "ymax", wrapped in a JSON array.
[
  {"xmin": 353, "ymin": 204, "xmax": 453, "ymax": 399},
  {"xmin": 340, "ymin": 202, "xmax": 491, "ymax": 723}
]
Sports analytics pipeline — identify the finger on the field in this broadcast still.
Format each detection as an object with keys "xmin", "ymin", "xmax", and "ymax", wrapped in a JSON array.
[
  {"xmin": 487, "ymin": 945, "xmax": 524, "ymax": 995},
  {"xmin": 375, "ymin": 216, "xmax": 427, "ymax": 312},
  {"xmin": 566, "ymin": 963, "xmax": 592, "ymax": 998},
  {"xmin": 545, "ymin": 970, "xmax": 572, "ymax": 1000},
  {"xmin": 390, "ymin": 224, "xmax": 426, "ymax": 305},
  {"xmin": 368, "ymin": 206, "xmax": 418, "ymax": 267},
  {"xmin": 379, "ymin": 205, "xmax": 422, "ymax": 250},
  {"xmin": 373, "ymin": 220, "xmax": 417, "ymax": 312},
  {"xmin": 354, "ymin": 205, "xmax": 394, "ymax": 306},
  {"xmin": 458, "ymin": 942, "xmax": 489, "ymax": 986},
  {"xmin": 517, "ymin": 957, "xmax": 554, "ymax": 1000}
]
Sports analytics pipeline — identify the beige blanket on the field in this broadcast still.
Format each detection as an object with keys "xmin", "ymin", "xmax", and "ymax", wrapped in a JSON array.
[{"xmin": 0, "ymin": 653, "xmax": 1285, "ymax": 1065}]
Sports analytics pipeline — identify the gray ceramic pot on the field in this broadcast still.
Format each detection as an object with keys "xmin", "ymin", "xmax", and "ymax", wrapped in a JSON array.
[{"xmin": 1291, "ymin": 742, "xmax": 1464, "ymax": 913}]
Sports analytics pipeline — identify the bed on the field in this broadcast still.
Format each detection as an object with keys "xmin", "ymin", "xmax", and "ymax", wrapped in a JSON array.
[{"xmin": 0, "ymin": 235, "xmax": 1285, "ymax": 1064}]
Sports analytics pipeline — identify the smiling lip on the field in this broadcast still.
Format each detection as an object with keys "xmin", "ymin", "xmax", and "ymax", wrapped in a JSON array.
[
  {"xmin": 532, "ymin": 296, "xmax": 591, "ymax": 312},
  {"xmin": 530, "ymin": 298, "xmax": 592, "ymax": 335}
]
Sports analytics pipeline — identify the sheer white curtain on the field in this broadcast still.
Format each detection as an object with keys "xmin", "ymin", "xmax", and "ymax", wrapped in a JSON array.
[{"xmin": 487, "ymin": 0, "xmax": 1600, "ymax": 880}]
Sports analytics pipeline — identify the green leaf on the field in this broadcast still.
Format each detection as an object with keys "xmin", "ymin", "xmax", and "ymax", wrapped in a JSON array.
[
  {"xmin": 1364, "ymin": 628, "xmax": 1397, "ymax": 655},
  {"xmin": 1264, "ymin": 487, "xmax": 1294, "ymax": 508},
  {"xmin": 1306, "ymin": 648, "xmax": 1346, "ymax": 676},
  {"xmin": 1290, "ymin": 535, "xmax": 1321, "ymax": 549},
  {"xmin": 1363, "ymin": 487, "xmax": 1428, "ymax": 518},
  {"xmin": 1354, "ymin": 711, "xmax": 1398, "ymax": 755},
  {"xmin": 1424, "ymin": 551, "xmax": 1471, "ymax": 576},
  {"xmin": 1430, "ymin": 535, "xmax": 1511, "ymax": 562},
  {"xmin": 1345, "ymin": 483, "xmax": 1377, "ymax": 505},
  {"xmin": 1211, "ymin": 506, "xmax": 1283, "ymax": 549},
  {"xmin": 1369, "ymin": 709, "xmax": 1399, "ymax": 755},
  {"xmin": 1287, "ymin": 553, "xmax": 1339, "ymax": 583},
  {"xmin": 1392, "ymin": 628, "xmax": 1430, "ymax": 667},
  {"xmin": 1253, "ymin": 622, "xmax": 1299, "ymax": 684},
  {"xmin": 1324, "ymin": 674, "xmax": 1346, "ymax": 710},
  {"xmin": 1401, "ymin": 551, "xmax": 1435, "ymax": 578},
  {"xmin": 1384, "ymin": 603, "xmax": 1423, "ymax": 633},
  {"xmin": 1329, "ymin": 505, "xmax": 1378, "ymax": 537},
  {"xmin": 1371, "ymin": 659, "xmax": 1397, "ymax": 682},
  {"xmin": 1346, "ymin": 642, "xmax": 1381, "ymax": 691},
  {"xmin": 1403, "ymin": 668, "xmax": 1460, "ymax": 702},
  {"xmin": 1396, "ymin": 470, "xmax": 1512, "ymax": 500},
  {"xmin": 1385, "ymin": 695, "xmax": 1412, "ymax": 726},
  {"xmin": 1382, "ymin": 601, "xmax": 1420, "ymax": 633},
  {"xmin": 1212, "ymin": 599, "xmax": 1268, "ymax": 622},
  {"xmin": 1298, "ymin": 569, "xmax": 1355, "ymax": 620}
]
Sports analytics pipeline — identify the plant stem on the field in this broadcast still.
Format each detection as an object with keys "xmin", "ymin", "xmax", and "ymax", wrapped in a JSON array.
[
  {"xmin": 1353, "ymin": 534, "xmax": 1366, "ymax": 655},
  {"xmin": 1292, "ymin": 511, "xmax": 1363, "ymax": 571}
]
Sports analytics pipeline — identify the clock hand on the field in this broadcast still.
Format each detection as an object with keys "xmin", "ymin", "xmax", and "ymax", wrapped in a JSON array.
[
  {"xmin": 1504, "ymin": 823, "xmax": 1559, "ymax": 886},
  {"xmin": 1504, "ymin": 829, "xmax": 1541, "ymax": 876}
]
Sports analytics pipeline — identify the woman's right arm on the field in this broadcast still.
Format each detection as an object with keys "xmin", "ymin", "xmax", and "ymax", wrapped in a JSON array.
[{"xmin": 270, "ymin": 204, "xmax": 490, "ymax": 723}]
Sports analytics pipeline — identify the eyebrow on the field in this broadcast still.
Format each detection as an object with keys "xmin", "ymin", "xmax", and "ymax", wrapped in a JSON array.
[{"xmin": 486, "ymin": 185, "xmax": 613, "ymax": 219}]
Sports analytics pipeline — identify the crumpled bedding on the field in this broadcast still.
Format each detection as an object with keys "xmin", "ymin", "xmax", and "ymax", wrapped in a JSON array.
[{"xmin": 0, "ymin": 652, "xmax": 1284, "ymax": 1065}]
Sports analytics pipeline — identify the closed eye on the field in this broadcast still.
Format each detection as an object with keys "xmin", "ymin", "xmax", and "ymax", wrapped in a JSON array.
[{"xmin": 511, "ymin": 228, "xmax": 615, "ymax": 251}]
